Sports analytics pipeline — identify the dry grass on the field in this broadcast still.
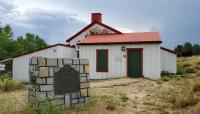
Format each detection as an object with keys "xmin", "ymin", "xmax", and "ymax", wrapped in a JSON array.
[{"xmin": 0, "ymin": 90, "xmax": 28, "ymax": 114}]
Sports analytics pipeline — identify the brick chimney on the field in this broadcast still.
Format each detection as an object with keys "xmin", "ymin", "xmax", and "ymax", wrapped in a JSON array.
[{"xmin": 91, "ymin": 13, "xmax": 102, "ymax": 23}]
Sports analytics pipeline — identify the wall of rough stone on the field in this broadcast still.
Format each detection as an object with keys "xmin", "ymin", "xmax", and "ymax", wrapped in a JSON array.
[{"xmin": 28, "ymin": 57, "xmax": 90, "ymax": 109}]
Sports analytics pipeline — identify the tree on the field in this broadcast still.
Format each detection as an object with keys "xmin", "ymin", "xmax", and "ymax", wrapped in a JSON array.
[
  {"xmin": 174, "ymin": 42, "xmax": 200, "ymax": 57},
  {"xmin": 182, "ymin": 42, "xmax": 193, "ymax": 56},
  {"xmin": 192, "ymin": 44, "xmax": 200, "ymax": 55},
  {"xmin": 0, "ymin": 24, "xmax": 48, "ymax": 60},
  {"xmin": 175, "ymin": 45, "xmax": 183, "ymax": 57}
]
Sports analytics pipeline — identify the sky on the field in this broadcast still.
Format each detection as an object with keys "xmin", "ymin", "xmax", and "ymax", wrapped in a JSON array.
[{"xmin": 0, "ymin": 0, "xmax": 200, "ymax": 49}]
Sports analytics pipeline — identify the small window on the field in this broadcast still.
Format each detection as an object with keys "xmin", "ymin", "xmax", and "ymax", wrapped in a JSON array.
[{"xmin": 96, "ymin": 49, "xmax": 108, "ymax": 72}]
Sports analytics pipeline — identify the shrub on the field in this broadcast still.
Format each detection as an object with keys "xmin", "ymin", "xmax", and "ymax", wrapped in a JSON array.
[
  {"xmin": 156, "ymin": 80, "xmax": 162, "ymax": 84},
  {"xmin": 185, "ymin": 67, "xmax": 196, "ymax": 73},
  {"xmin": 162, "ymin": 76, "xmax": 171, "ymax": 81},
  {"xmin": 183, "ymin": 63, "xmax": 193, "ymax": 68},
  {"xmin": 176, "ymin": 76, "xmax": 182, "ymax": 81},
  {"xmin": 1, "ymin": 79, "xmax": 17, "ymax": 91},
  {"xmin": 193, "ymin": 82, "xmax": 200, "ymax": 92},
  {"xmin": 196, "ymin": 61, "xmax": 200, "ymax": 65},
  {"xmin": 174, "ymin": 93, "xmax": 199, "ymax": 108},
  {"xmin": 39, "ymin": 98, "xmax": 61, "ymax": 114},
  {"xmin": 106, "ymin": 99, "xmax": 117, "ymax": 111},
  {"xmin": 0, "ymin": 73, "xmax": 11, "ymax": 80},
  {"xmin": 177, "ymin": 64, "xmax": 185, "ymax": 75},
  {"xmin": 0, "ymin": 78, "xmax": 26, "ymax": 92},
  {"xmin": 101, "ymin": 96, "xmax": 118, "ymax": 111},
  {"xmin": 194, "ymin": 65, "xmax": 200, "ymax": 70},
  {"xmin": 161, "ymin": 71, "xmax": 170, "ymax": 76},
  {"xmin": 119, "ymin": 93, "xmax": 129, "ymax": 102},
  {"xmin": 197, "ymin": 72, "xmax": 200, "ymax": 77}
]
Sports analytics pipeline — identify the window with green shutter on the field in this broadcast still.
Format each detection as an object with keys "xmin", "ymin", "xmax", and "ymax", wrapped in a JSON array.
[{"xmin": 96, "ymin": 49, "xmax": 108, "ymax": 72}]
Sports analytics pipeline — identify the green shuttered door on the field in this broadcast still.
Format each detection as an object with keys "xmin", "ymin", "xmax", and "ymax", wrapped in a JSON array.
[
  {"xmin": 97, "ymin": 50, "xmax": 108, "ymax": 72},
  {"xmin": 127, "ymin": 49, "xmax": 142, "ymax": 77}
]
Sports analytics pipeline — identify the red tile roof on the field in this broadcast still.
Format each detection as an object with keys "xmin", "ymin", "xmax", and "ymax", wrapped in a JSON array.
[
  {"xmin": 79, "ymin": 32, "xmax": 162, "ymax": 45},
  {"xmin": 66, "ymin": 22, "xmax": 122, "ymax": 42}
]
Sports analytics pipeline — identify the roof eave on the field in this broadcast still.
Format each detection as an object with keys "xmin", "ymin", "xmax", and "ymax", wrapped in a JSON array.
[
  {"xmin": 161, "ymin": 47, "xmax": 177, "ymax": 55},
  {"xmin": 66, "ymin": 22, "xmax": 122, "ymax": 43},
  {"xmin": 14, "ymin": 44, "xmax": 75, "ymax": 58},
  {"xmin": 78, "ymin": 41, "xmax": 162, "ymax": 45}
]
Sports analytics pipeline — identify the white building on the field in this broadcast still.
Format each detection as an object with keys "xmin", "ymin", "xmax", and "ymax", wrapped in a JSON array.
[
  {"xmin": 0, "ymin": 44, "xmax": 76, "ymax": 82},
  {"xmin": 0, "ymin": 64, "xmax": 5, "ymax": 71},
  {"xmin": 66, "ymin": 13, "xmax": 177, "ymax": 80},
  {"xmin": 0, "ymin": 13, "xmax": 177, "ymax": 81}
]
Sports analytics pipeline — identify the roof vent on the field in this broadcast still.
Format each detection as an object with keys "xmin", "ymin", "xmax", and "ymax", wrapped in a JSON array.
[{"xmin": 91, "ymin": 13, "xmax": 102, "ymax": 23}]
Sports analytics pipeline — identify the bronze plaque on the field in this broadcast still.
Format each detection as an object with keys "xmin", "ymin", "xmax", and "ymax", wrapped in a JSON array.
[{"xmin": 54, "ymin": 65, "xmax": 80, "ymax": 95}]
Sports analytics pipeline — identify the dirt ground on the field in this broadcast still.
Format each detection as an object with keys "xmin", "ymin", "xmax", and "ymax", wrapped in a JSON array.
[
  {"xmin": 88, "ymin": 76, "xmax": 199, "ymax": 114},
  {"xmin": 1, "ymin": 76, "xmax": 199, "ymax": 114},
  {"xmin": 90, "ymin": 78, "xmax": 166, "ymax": 114}
]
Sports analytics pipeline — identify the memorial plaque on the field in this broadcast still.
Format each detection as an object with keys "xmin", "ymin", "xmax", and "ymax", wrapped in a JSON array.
[{"xmin": 54, "ymin": 65, "xmax": 80, "ymax": 95}]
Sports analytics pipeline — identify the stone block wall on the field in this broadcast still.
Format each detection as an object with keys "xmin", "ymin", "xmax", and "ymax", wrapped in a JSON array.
[{"xmin": 28, "ymin": 57, "xmax": 90, "ymax": 109}]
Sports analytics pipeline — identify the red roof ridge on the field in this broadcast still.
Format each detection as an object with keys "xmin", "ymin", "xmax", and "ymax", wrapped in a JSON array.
[
  {"xmin": 88, "ymin": 32, "xmax": 160, "ymax": 36},
  {"xmin": 66, "ymin": 22, "xmax": 122, "ymax": 42}
]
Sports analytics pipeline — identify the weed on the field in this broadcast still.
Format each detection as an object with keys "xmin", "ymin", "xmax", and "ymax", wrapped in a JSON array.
[
  {"xmin": 156, "ymin": 80, "xmax": 162, "ymax": 84},
  {"xmin": 101, "ymin": 95, "xmax": 118, "ymax": 111},
  {"xmin": 197, "ymin": 72, "xmax": 200, "ymax": 77},
  {"xmin": 196, "ymin": 61, "xmax": 200, "ymax": 65},
  {"xmin": 185, "ymin": 67, "xmax": 196, "ymax": 73},
  {"xmin": 0, "ymin": 73, "xmax": 11, "ymax": 80},
  {"xmin": 195, "ymin": 65, "xmax": 200, "ymax": 69},
  {"xmin": 161, "ymin": 71, "xmax": 170, "ymax": 76},
  {"xmin": 176, "ymin": 76, "xmax": 182, "ymax": 81},
  {"xmin": 174, "ymin": 93, "xmax": 199, "ymax": 108},
  {"xmin": 183, "ymin": 63, "xmax": 193, "ymax": 68},
  {"xmin": 39, "ymin": 98, "xmax": 61, "ymax": 114},
  {"xmin": 193, "ymin": 82, "xmax": 200, "ymax": 92},
  {"xmin": 0, "ymin": 78, "xmax": 26, "ymax": 92},
  {"xmin": 177, "ymin": 64, "xmax": 185, "ymax": 75},
  {"xmin": 119, "ymin": 92, "xmax": 129, "ymax": 102},
  {"xmin": 162, "ymin": 76, "xmax": 172, "ymax": 81}
]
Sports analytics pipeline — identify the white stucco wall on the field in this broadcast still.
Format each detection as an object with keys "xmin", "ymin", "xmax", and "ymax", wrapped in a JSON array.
[
  {"xmin": 12, "ymin": 45, "xmax": 76, "ymax": 82},
  {"xmin": 69, "ymin": 23, "xmax": 116, "ymax": 46},
  {"xmin": 161, "ymin": 49, "xmax": 177, "ymax": 74},
  {"xmin": 80, "ymin": 44, "xmax": 161, "ymax": 80}
]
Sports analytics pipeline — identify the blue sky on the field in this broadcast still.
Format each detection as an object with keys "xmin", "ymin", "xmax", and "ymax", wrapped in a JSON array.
[{"xmin": 0, "ymin": 0, "xmax": 200, "ymax": 49}]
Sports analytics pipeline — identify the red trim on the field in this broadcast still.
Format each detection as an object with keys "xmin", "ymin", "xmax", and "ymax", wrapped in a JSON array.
[
  {"xmin": 96, "ymin": 49, "xmax": 109, "ymax": 72},
  {"xmin": 78, "ymin": 41, "xmax": 162, "ymax": 45},
  {"xmin": 14, "ymin": 43, "xmax": 75, "ymax": 58},
  {"xmin": 66, "ymin": 22, "xmax": 122, "ymax": 42},
  {"xmin": 126, "ymin": 48, "xmax": 143, "ymax": 77},
  {"xmin": 161, "ymin": 47, "xmax": 177, "ymax": 55}
]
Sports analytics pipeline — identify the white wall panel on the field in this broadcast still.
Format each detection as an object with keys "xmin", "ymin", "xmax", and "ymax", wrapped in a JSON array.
[
  {"xmin": 161, "ymin": 49, "xmax": 177, "ymax": 73},
  {"xmin": 80, "ymin": 44, "xmax": 161, "ymax": 80},
  {"xmin": 13, "ymin": 46, "xmax": 76, "ymax": 82}
]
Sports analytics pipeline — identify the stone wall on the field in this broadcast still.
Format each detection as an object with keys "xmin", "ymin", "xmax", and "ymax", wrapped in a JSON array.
[{"xmin": 28, "ymin": 57, "xmax": 90, "ymax": 109}]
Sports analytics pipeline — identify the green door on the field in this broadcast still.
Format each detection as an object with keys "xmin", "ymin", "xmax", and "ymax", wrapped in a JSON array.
[{"xmin": 127, "ymin": 49, "xmax": 142, "ymax": 77}]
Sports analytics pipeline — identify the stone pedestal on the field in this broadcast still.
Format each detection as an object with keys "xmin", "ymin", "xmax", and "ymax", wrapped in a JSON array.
[{"xmin": 28, "ymin": 57, "xmax": 90, "ymax": 109}]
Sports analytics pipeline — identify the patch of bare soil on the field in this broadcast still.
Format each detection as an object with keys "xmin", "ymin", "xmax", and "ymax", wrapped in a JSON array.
[
  {"xmin": 90, "ymin": 78, "xmax": 166, "ymax": 114},
  {"xmin": 89, "ymin": 77, "xmax": 200, "ymax": 114}
]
